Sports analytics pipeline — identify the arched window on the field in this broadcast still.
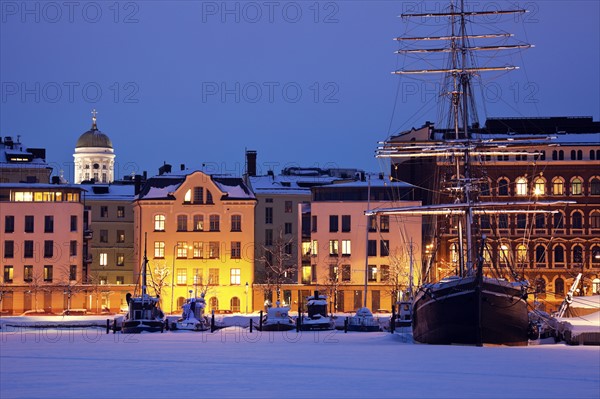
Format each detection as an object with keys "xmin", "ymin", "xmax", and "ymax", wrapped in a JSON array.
[
  {"xmin": 480, "ymin": 180, "xmax": 490, "ymax": 196},
  {"xmin": 590, "ymin": 178, "xmax": 600, "ymax": 195},
  {"xmin": 552, "ymin": 177, "xmax": 564, "ymax": 195},
  {"xmin": 535, "ymin": 245, "xmax": 546, "ymax": 263},
  {"xmin": 555, "ymin": 278, "xmax": 565, "ymax": 296},
  {"xmin": 553, "ymin": 245, "xmax": 565, "ymax": 264},
  {"xmin": 591, "ymin": 150, "xmax": 596, "ymax": 161},
  {"xmin": 552, "ymin": 150, "xmax": 558, "ymax": 160},
  {"xmin": 591, "ymin": 245, "xmax": 600, "ymax": 264},
  {"xmin": 571, "ymin": 177, "xmax": 583, "ymax": 195},
  {"xmin": 577, "ymin": 150, "xmax": 583, "ymax": 160},
  {"xmin": 553, "ymin": 212, "xmax": 564, "ymax": 229},
  {"xmin": 498, "ymin": 178, "xmax": 509, "ymax": 196},
  {"xmin": 483, "ymin": 244, "xmax": 493, "ymax": 264},
  {"xmin": 184, "ymin": 189, "xmax": 192, "ymax": 203},
  {"xmin": 515, "ymin": 177, "xmax": 528, "ymax": 196},
  {"xmin": 571, "ymin": 211, "xmax": 583, "ymax": 229},
  {"xmin": 570, "ymin": 150, "xmax": 576, "ymax": 160},
  {"xmin": 591, "ymin": 211, "xmax": 600, "ymax": 229},
  {"xmin": 535, "ymin": 213, "xmax": 546, "ymax": 229},
  {"xmin": 206, "ymin": 190, "xmax": 214, "ymax": 204},
  {"xmin": 230, "ymin": 297, "xmax": 241, "ymax": 313},
  {"xmin": 154, "ymin": 214, "xmax": 166, "ymax": 231},
  {"xmin": 516, "ymin": 243, "xmax": 528, "ymax": 264},
  {"xmin": 533, "ymin": 177, "xmax": 545, "ymax": 196},
  {"xmin": 498, "ymin": 243, "xmax": 511, "ymax": 264},
  {"xmin": 559, "ymin": 150, "xmax": 564, "ymax": 160},
  {"xmin": 209, "ymin": 297, "xmax": 219, "ymax": 312},
  {"xmin": 572, "ymin": 245, "xmax": 583, "ymax": 264}
]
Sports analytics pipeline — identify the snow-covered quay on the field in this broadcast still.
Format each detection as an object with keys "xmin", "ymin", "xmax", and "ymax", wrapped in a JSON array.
[{"xmin": 1, "ymin": 318, "xmax": 599, "ymax": 399}]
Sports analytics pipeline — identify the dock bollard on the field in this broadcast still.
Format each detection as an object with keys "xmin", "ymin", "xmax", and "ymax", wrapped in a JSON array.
[
  {"xmin": 259, "ymin": 310, "xmax": 263, "ymax": 330},
  {"xmin": 113, "ymin": 319, "xmax": 117, "ymax": 334},
  {"xmin": 249, "ymin": 318, "xmax": 253, "ymax": 333},
  {"xmin": 344, "ymin": 317, "xmax": 348, "ymax": 333},
  {"xmin": 106, "ymin": 319, "xmax": 110, "ymax": 334},
  {"xmin": 211, "ymin": 311, "xmax": 215, "ymax": 333}
]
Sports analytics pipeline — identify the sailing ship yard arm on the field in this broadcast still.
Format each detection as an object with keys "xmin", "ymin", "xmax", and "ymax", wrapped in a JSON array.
[{"xmin": 365, "ymin": 201, "xmax": 576, "ymax": 216}]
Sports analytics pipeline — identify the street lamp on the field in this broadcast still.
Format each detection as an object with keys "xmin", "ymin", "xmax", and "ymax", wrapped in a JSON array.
[{"xmin": 245, "ymin": 282, "xmax": 249, "ymax": 313}]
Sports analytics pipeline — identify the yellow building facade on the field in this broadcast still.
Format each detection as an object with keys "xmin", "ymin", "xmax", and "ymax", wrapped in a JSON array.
[{"xmin": 133, "ymin": 169, "xmax": 256, "ymax": 314}]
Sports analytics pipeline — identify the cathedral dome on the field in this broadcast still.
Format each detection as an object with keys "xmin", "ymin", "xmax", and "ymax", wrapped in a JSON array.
[
  {"xmin": 75, "ymin": 112, "xmax": 113, "ymax": 149},
  {"xmin": 76, "ymin": 127, "xmax": 113, "ymax": 149}
]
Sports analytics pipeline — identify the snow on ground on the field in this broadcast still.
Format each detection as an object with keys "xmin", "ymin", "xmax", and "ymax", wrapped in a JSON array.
[{"xmin": 1, "ymin": 316, "xmax": 599, "ymax": 399}]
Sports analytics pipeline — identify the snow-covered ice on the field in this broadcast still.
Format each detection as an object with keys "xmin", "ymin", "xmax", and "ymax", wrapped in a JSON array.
[{"xmin": 1, "ymin": 316, "xmax": 599, "ymax": 399}]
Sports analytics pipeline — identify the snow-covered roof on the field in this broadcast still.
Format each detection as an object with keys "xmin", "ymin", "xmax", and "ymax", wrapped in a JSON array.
[
  {"xmin": 249, "ymin": 174, "xmax": 341, "ymax": 195},
  {"xmin": 137, "ymin": 172, "xmax": 255, "ymax": 201},
  {"xmin": 83, "ymin": 184, "xmax": 137, "ymax": 201}
]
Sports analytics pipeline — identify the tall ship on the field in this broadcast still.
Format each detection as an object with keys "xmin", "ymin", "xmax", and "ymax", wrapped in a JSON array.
[{"xmin": 372, "ymin": 0, "xmax": 574, "ymax": 345}]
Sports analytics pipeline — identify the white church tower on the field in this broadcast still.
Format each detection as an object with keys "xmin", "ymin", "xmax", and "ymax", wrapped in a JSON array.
[{"xmin": 73, "ymin": 110, "xmax": 115, "ymax": 184}]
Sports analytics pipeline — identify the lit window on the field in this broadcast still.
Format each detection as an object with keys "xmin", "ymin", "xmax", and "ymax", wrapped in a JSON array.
[
  {"xmin": 571, "ymin": 177, "xmax": 583, "ymax": 195},
  {"xmin": 515, "ymin": 177, "xmax": 528, "ymax": 196},
  {"xmin": 311, "ymin": 240, "xmax": 318, "ymax": 256},
  {"xmin": 552, "ymin": 178, "xmax": 564, "ymax": 195},
  {"xmin": 184, "ymin": 189, "xmax": 192, "ymax": 203},
  {"xmin": 341, "ymin": 240, "xmax": 351, "ymax": 256},
  {"xmin": 516, "ymin": 244, "xmax": 528, "ymax": 264},
  {"xmin": 177, "ymin": 269, "xmax": 187, "ymax": 285},
  {"xmin": 99, "ymin": 253, "xmax": 108, "ymax": 267},
  {"xmin": 533, "ymin": 177, "xmax": 545, "ymax": 196},
  {"xmin": 230, "ymin": 268, "xmax": 241, "ymax": 285},
  {"xmin": 329, "ymin": 240, "xmax": 339, "ymax": 256},
  {"xmin": 209, "ymin": 242, "xmax": 220, "ymax": 259},
  {"xmin": 193, "ymin": 242, "xmax": 203, "ymax": 258},
  {"xmin": 154, "ymin": 241, "xmax": 165, "ymax": 258},
  {"xmin": 154, "ymin": 215, "xmax": 166, "ymax": 231},
  {"xmin": 177, "ymin": 242, "xmax": 188, "ymax": 258},
  {"xmin": 208, "ymin": 268, "xmax": 219, "ymax": 285}
]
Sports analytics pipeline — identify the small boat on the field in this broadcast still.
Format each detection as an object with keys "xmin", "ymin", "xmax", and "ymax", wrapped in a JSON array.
[
  {"xmin": 256, "ymin": 302, "xmax": 295, "ymax": 331},
  {"xmin": 395, "ymin": 300, "xmax": 412, "ymax": 328},
  {"xmin": 121, "ymin": 235, "xmax": 165, "ymax": 334},
  {"xmin": 347, "ymin": 307, "xmax": 380, "ymax": 332},
  {"xmin": 171, "ymin": 292, "xmax": 210, "ymax": 331},
  {"xmin": 299, "ymin": 291, "xmax": 334, "ymax": 331}
]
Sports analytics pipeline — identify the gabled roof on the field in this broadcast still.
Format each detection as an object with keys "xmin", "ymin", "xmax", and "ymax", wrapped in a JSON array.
[{"xmin": 136, "ymin": 172, "xmax": 255, "ymax": 201}]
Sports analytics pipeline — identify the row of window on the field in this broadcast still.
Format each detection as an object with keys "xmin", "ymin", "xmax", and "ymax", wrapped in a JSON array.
[
  {"xmin": 473, "ymin": 211, "xmax": 600, "ymax": 230},
  {"xmin": 99, "ymin": 206, "xmax": 126, "ymax": 218},
  {"xmin": 483, "ymin": 176, "xmax": 600, "ymax": 197},
  {"xmin": 310, "ymin": 215, "xmax": 390, "ymax": 233},
  {"xmin": 3, "ymin": 240, "xmax": 79, "ymax": 259},
  {"xmin": 484, "ymin": 149, "xmax": 600, "ymax": 162},
  {"xmin": 183, "ymin": 187, "xmax": 214, "ymax": 205},
  {"xmin": 97, "ymin": 252, "xmax": 126, "ymax": 267},
  {"xmin": 154, "ymin": 241, "xmax": 243, "ymax": 260},
  {"xmin": 98, "ymin": 229, "xmax": 126, "ymax": 244},
  {"xmin": 300, "ymin": 264, "xmax": 391, "ymax": 284},
  {"xmin": 10, "ymin": 191, "xmax": 80, "ymax": 202},
  {"xmin": 2, "ymin": 264, "xmax": 76, "ymax": 283},
  {"xmin": 449, "ymin": 242, "xmax": 600, "ymax": 265},
  {"xmin": 173, "ymin": 268, "xmax": 242, "ymax": 286},
  {"xmin": 302, "ymin": 239, "xmax": 390, "ymax": 257},
  {"xmin": 3, "ymin": 215, "xmax": 78, "ymax": 234},
  {"xmin": 536, "ymin": 277, "xmax": 600, "ymax": 296},
  {"xmin": 154, "ymin": 214, "xmax": 242, "ymax": 232}
]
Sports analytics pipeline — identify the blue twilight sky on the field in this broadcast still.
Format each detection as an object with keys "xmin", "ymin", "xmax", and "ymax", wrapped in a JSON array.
[{"xmin": 1, "ymin": 0, "xmax": 599, "ymax": 182}]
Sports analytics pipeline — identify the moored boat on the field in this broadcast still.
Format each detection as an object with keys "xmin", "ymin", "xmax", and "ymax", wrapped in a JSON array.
[
  {"xmin": 299, "ymin": 291, "xmax": 334, "ymax": 331},
  {"xmin": 347, "ymin": 307, "xmax": 380, "ymax": 332},
  {"xmin": 256, "ymin": 302, "xmax": 296, "ymax": 331},
  {"xmin": 171, "ymin": 292, "xmax": 210, "ymax": 331}
]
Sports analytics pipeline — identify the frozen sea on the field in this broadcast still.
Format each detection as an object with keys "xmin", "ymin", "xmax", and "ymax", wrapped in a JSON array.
[{"xmin": 1, "ymin": 315, "xmax": 599, "ymax": 399}]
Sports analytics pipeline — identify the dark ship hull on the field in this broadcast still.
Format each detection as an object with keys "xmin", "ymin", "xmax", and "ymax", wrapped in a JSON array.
[
  {"xmin": 412, "ymin": 276, "xmax": 529, "ymax": 346},
  {"xmin": 122, "ymin": 319, "xmax": 164, "ymax": 334}
]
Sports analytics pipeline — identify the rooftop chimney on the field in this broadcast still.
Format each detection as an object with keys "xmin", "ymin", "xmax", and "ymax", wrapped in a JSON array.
[{"xmin": 246, "ymin": 150, "xmax": 257, "ymax": 177}]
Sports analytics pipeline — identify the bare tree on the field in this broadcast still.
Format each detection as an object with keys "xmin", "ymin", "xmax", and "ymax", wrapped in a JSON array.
[
  {"xmin": 57, "ymin": 266, "xmax": 86, "ymax": 314},
  {"xmin": 257, "ymin": 229, "xmax": 297, "ymax": 305},
  {"xmin": 319, "ymin": 257, "xmax": 347, "ymax": 313},
  {"xmin": 87, "ymin": 272, "xmax": 112, "ymax": 313},
  {"xmin": 386, "ymin": 249, "xmax": 412, "ymax": 304},
  {"xmin": 25, "ymin": 271, "xmax": 46, "ymax": 311},
  {"xmin": 148, "ymin": 261, "xmax": 170, "ymax": 307}
]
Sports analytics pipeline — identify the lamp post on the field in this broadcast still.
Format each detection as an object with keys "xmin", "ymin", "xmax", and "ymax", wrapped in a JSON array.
[{"xmin": 245, "ymin": 282, "xmax": 249, "ymax": 313}]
